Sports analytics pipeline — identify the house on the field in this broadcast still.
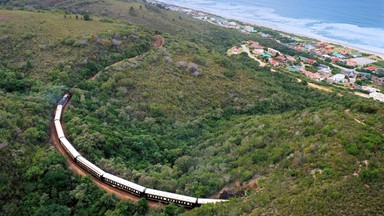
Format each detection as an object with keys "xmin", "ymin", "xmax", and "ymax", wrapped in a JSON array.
[
  {"xmin": 346, "ymin": 59, "xmax": 358, "ymax": 66},
  {"xmin": 303, "ymin": 70, "xmax": 322, "ymax": 81},
  {"xmin": 377, "ymin": 77, "xmax": 384, "ymax": 85},
  {"xmin": 299, "ymin": 56, "xmax": 307, "ymax": 61},
  {"xmin": 286, "ymin": 66, "xmax": 301, "ymax": 72},
  {"xmin": 332, "ymin": 52, "xmax": 344, "ymax": 58},
  {"xmin": 352, "ymin": 53, "xmax": 362, "ymax": 58},
  {"xmin": 251, "ymin": 44, "xmax": 264, "ymax": 50},
  {"xmin": 331, "ymin": 74, "xmax": 346, "ymax": 83},
  {"xmin": 356, "ymin": 72, "xmax": 371, "ymax": 79},
  {"xmin": 318, "ymin": 64, "xmax": 330, "ymax": 70},
  {"xmin": 340, "ymin": 49, "xmax": 352, "ymax": 55},
  {"xmin": 286, "ymin": 55, "xmax": 296, "ymax": 62},
  {"xmin": 318, "ymin": 67, "xmax": 331, "ymax": 74},
  {"xmin": 369, "ymin": 92, "xmax": 384, "ymax": 102},
  {"xmin": 374, "ymin": 68, "xmax": 384, "ymax": 74},
  {"xmin": 343, "ymin": 70, "xmax": 355, "ymax": 78},
  {"xmin": 244, "ymin": 26, "xmax": 257, "ymax": 33},
  {"xmin": 362, "ymin": 86, "xmax": 380, "ymax": 93},
  {"xmin": 308, "ymin": 50, "xmax": 317, "ymax": 56},
  {"xmin": 268, "ymin": 48, "xmax": 280, "ymax": 56},
  {"xmin": 352, "ymin": 83, "xmax": 362, "ymax": 89},
  {"xmin": 326, "ymin": 45, "xmax": 335, "ymax": 51},
  {"xmin": 305, "ymin": 45, "xmax": 315, "ymax": 50},
  {"xmin": 269, "ymin": 59, "xmax": 279, "ymax": 66},
  {"xmin": 276, "ymin": 55, "xmax": 286, "ymax": 61},
  {"xmin": 306, "ymin": 58, "xmax": 316, "ymax": 64},
  {"xmin": 231, "ymin": 46, "xmax": 240, "ymax": 54},
  {"xmin": 365, "ymin": 66, "xmax": 378, "ymax": 71},
  {"xmin": 261, "ymin": 53, "xmax": 271, "ymax": 59},
  {"xmin": 331, "ymin": 57, "xmax": 340, "ymax": 63}
]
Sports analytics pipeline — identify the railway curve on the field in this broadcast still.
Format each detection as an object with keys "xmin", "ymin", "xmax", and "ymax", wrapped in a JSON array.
[{"xmin": 52, "ymin": 93, "xmax": 227, "ymax": 208}]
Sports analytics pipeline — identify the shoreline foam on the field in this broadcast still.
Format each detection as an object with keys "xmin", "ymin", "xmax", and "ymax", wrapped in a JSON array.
[{"xmin": 154, "ymin": 0, "xmax": 384, "ymax": 58}]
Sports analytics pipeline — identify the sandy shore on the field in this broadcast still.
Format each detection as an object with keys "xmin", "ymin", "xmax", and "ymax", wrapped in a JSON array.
[{"xmin": 156, "ymin": 1, "xmax": 384, "ymax": 59}]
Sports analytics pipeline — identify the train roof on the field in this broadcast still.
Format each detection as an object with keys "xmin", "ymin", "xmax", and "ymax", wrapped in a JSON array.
[
  {"xmin": 54, "ymin": 121, "xmax": 65, "ymax": 139},
  {"xmin": 103, "ymin": 173, "xmax": 146, "ymax": 192},
  {"xmin": 145, "ymin": 188, "xmax": 197, "ymax": 203},
  {"xmin": 197, "ymin": 198, "xmax": 228, "ymax": 204},
  {"xmin": 54, "ymin": 105, "xmax": 62, "ymax": 121},
  {"xmin": 76, "ymin": 156, "xmax": 106, "ymax": 176},
  {"xmin": 60, "ymin": 137, "xmax": 81, "ymax": 159}
]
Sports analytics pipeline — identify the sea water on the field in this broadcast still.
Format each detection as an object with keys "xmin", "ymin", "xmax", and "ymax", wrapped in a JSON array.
[{"xmin": 156, "ymin": 0, "xmax": 384, "ymax": 54}]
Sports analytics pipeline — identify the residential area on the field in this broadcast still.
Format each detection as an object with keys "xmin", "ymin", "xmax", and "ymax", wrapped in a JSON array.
[
  {"xmin": 152, "ymin": 1, "xmax": 384, "ymax": 103},
  {"xmin": 227, "ymin": 40, "xmax": 384, "ymax": 103}
]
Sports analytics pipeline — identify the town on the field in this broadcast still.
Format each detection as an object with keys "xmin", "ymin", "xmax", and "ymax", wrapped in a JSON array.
[{"xmin": 151, "ymin": 0, "xmax": 384, "ymax": 103}]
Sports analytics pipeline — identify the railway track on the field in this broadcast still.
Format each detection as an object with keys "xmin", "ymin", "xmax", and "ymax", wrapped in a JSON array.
[{"xmin": 52, "ymin": 93, "xmax": 227, "ymax": 208}]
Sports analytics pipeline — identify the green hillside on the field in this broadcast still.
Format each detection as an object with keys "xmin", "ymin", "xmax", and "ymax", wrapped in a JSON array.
[{"xmin": 0, "ymin": 0, "xmax": 383, "ymax": 215}]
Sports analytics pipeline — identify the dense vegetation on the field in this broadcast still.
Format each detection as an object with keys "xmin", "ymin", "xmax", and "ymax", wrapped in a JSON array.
[{"xmin": 0, "ymin": 0, "xmax": 383, "ymax": 215}]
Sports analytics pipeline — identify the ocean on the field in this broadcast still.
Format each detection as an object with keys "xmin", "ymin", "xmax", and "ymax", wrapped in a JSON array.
[{"xmin": 155, "ymin": 0, "xmax": 384, "ymax": 55}]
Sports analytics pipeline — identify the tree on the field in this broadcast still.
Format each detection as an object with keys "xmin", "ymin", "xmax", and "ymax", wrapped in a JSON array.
[
  {"xmin": 355, "ymin": 80, "xmax": 363, "ymax": 85},
  {"xmin": 136, "ymin": 198, "xmax": 148, "ymax": 215},
  {"xmin": 83, "ymin": 14, "xmax": 91, "ymax": 21},
  {"xmin": 129, "ymin": 7, "xmax": 137, "ymax": 16}
]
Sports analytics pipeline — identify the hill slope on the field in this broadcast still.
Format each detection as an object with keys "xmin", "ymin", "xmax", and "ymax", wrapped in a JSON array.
[{"xmin": 0, "ymin": 1, "xmax": 383, "ymax": 215}]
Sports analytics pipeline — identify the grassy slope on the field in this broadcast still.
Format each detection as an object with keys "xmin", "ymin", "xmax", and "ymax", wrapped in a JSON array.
[
  {"xmin": 0, "ymin": 10, "xmax": 119, "ymax": 79},
  {"xmin": 0, "ymin": 9, "xmax": 158, "ymax": 215}
]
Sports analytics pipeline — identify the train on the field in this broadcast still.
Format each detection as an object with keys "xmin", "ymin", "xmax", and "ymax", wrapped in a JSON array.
[{"xmin": 54, "ymin": 93, "xmax": 227, "ymax": 208}]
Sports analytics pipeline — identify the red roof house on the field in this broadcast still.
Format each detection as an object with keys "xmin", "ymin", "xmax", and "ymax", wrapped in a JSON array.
[
  {"xmin": 276, "ymin": 55, "xmax": 286, "ymax": 61},
  {"xmin": 306, "ymin": 58, "xmax": 316, "ymax": 64},
  {"xmin": 365, "ymin": 66, "xmax": 378, "ymax": 71}
]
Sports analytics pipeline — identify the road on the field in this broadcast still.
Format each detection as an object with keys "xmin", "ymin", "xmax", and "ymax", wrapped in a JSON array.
[{"xmin": 241, "ymin": 45, "xmax": 266, "ymax": 67}]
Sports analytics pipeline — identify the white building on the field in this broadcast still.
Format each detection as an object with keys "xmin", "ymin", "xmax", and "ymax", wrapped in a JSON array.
[
  {"xmin": 331, "ymin": 74, "xmax": 346, "ymax": 83},
  {"xmin": 369, "ymin": 92, "xmax": 384, "ymax": 102},
  {"xmin": 362, "ymin": 86, "xmax": 380, "ymax": 93},
  {"xmin": 244, "ymin": 26, "xmax": 257, "ymax": 33}
]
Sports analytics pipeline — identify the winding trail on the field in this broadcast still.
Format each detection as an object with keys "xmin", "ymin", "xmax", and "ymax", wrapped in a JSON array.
[
  {"xmin": 51, "ymin": 98, "xmax": 166, "ymax": 209},
  {"xmin": 241, "ymin": 44, "xmax": 266, "ymax": 67}
]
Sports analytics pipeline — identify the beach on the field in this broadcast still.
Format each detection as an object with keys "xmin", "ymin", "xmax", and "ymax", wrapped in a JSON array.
[{"xmin": 154, "ymin": 0, "xmax": 384, "ymax": 57}]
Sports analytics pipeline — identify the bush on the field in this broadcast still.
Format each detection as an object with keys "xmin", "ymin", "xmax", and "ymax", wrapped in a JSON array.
[
  {"xmin": 83, "ymin": 14, "xmax": 91, "ymax": 21},
  {"xmin": 360, "ymin": 169, "xmax": 380, "ymax": 182}
]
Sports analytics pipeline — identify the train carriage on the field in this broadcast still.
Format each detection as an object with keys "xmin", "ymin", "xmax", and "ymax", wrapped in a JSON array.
[
  {"xmin": 54, "ymin": 105, "xmax": 62, "ymax": 121},
  {"xmin": 103, "ymin": 173, "xmax": 146, "ymax": 196},
  {"xmin": 54, "ymin": 121, "xmax": 65, "ymax": 139},
  {"xmin": 145, "ymin": 188, "xmax": 197, "ymax": 207},
  {"xmin": 76, "ymin": 156, "xmax": 106, "ymax": 179},
  {"xmin": 59, "ymin": 137, "xmax": 81, "ymax": 160},
  {"xmin": 197, "ymin": 198, "xmax": 228, "ymax": 205}
]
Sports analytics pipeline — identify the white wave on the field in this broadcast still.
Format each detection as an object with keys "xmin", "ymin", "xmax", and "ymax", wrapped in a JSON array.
[{"xmin": 156, "ymin": 0, "xmax": 384, "ymax": 54}]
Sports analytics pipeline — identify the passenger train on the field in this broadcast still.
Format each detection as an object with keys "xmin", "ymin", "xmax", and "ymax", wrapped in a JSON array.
[{"xmin": 54, "ymin": 93, "xmax": 227, "ymax": 207}]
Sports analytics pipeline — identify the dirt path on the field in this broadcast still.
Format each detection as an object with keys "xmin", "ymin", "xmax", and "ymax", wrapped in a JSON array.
[
  {"xmin": 51, "ymin": 100, "xmax": 165, "ymax": 209},
  {"xmin": 354, "ymin": 92, "xmax": 370, "ymax": 98},
  {"xmin": 344, "ymin": 109, "xmax": 366, "ymax": 126},
  {"xmin": 307, "ymin": 82, "xmax": 332, "ymax": 92},
  {"xmin": 241, "ymin": 45, "xmax": 266, "ymax": 67}
]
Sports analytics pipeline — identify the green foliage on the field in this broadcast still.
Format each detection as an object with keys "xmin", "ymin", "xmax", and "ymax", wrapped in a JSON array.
[
  {"xmin": 0, "ymin": 68, "xmax": 32, "ymax": 92},
  {"xmin": 360, "ymin": 169, "xmax": 380, "ymax": 182},
  {"xmin": 0, "ymin": 3, "xmax": 383, "ymax": 216},
  {"xmin": 83, "ymin": 14, "xmax": 91, "ymax": 21}
]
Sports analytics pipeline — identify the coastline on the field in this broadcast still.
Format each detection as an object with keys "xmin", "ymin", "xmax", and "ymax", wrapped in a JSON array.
[{"xmin": 153, "ymin": 0, "xmax": 384, "ymax": 59}]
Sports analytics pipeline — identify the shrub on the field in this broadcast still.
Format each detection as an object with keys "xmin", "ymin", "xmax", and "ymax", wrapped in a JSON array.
[
  {"xmin": 83, "ymin": 14, "xmax": 91, "ymax": 21},
  {"xmin": 360, "ymin": 169, "xmax": 380, "ymax": 182}
]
